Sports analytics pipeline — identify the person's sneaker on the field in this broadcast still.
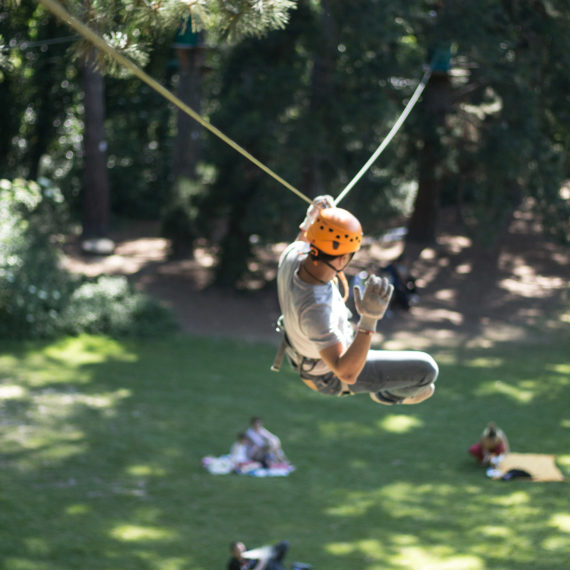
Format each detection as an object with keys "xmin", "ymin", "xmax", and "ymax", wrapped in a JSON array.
[
  {"xmin": 369, "ymin": 391, "xmax": 400, "ymax": 405},
  {"xmin": 401, "ymin": 383, "xmax": 435, "ymax": 404}
]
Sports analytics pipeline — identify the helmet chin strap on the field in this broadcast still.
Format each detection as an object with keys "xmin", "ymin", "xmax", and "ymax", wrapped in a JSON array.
[
  {"xmin": 310, "ymin": 249, "xmax": 354, "ymax": 302},
  {"xmin": 318, "ymin": 251, "xmax": 353, "ymax": 273},
  {"xmin": 319, "ymin": 258, "xmax": 351, "ymax": 302},
  {"xmin": 337, "ymin": 270, "xmax": 349, "ymax": 302}
]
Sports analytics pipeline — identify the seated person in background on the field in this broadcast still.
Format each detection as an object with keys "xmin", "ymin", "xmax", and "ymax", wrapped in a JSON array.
[
  {"xmin": 227, "ymin": 540, "xmax": 289, "ymax": 570},
  {"xmin": 246, "ymin": 417, "xmax": 287, "ymax": 466},
  {"xmin": 381, "ymin": 254, "xmax": 419, "ymax": 310},
  {"xmin": 469, "ymin": 422, "xmax": 510, "ymax": 465},
  {"xmin": 229, "ymin": 433, "xmax": 262, "ymax": 474}
]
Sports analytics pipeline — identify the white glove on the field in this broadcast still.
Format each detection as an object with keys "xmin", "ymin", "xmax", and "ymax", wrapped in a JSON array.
[
  {"xmin": 299, "ymin": 194, "xmax": 335, "ymax": 231},
  {"xmin": 353, "ymin": 274, "xmax": 394, "ymax": 331}
]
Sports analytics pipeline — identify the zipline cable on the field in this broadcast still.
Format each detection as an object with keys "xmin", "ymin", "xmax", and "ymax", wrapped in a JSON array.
[
  {"xmin": 334, "ymin": 65, "xmax": 433, "ymax": 206},
  {"xmin": 36, "ymin": 0, "xmax": 432, "ymax": 211},
  {"xmin": 36, "ymin": 0, "xmax": 313, "ymax": 205}
]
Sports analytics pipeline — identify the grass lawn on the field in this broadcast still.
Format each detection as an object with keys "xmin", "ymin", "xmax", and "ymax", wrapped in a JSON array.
[{"xmin": 0, "ymin": 330, "xmax": 568, "ymax": 569}]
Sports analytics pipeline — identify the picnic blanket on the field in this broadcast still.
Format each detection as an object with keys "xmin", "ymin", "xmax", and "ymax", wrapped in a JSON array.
[
  {"xmin": 201, "ymin": 455, "xmax": 295, "ymax": 477},
  {"xmin": 487, "ymin": 453, "xmax": 565, "ymax": 482}
]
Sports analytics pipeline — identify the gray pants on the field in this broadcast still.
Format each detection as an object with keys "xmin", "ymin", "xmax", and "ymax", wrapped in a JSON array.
[{"xmin": 301, "ymin": 350, "xmax": 438, "ymax": 403}]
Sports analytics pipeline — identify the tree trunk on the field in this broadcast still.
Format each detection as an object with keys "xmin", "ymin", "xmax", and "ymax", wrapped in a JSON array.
[
  {"xmin": 172, "ymin": 47, "xmax": 203, "ymax": 181},
  {"xmin": 300, "ymin": 0, "xmax": 336, "ymax": 197},
  {"xmin": 406, "ymin": 72, "xmax": 452, "ymax": 246},
  {"xmin": 81, "ymin": 51, "xmax": 110, "ymax": 240}
]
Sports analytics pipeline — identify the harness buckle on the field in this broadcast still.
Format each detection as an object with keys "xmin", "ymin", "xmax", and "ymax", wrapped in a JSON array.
[
  {"xmin": 271, "ymin": 316, "xmax": 287, "ymax": 372},
  {"xmin": 271, "ymin": 337, "xmax": 288, "ymax": 372}
]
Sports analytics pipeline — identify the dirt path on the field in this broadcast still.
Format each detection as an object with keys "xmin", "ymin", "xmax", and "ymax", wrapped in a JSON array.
[{"xmin": 62, "ymin": 207, "xmax": 569, "ymax": 349}]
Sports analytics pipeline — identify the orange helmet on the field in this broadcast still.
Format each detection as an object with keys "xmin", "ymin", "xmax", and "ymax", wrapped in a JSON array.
[{"xmin": 307, "ymin": 207, "xmax": 363, "ymax": 256}]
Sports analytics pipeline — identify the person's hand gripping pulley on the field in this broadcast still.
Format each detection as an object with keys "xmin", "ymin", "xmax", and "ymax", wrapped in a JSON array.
[{"xmin": 299, "ymin": 195, "xmax": 335, "ymax": 232}]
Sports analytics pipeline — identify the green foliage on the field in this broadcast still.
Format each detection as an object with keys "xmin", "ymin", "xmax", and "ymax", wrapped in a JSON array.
[
  {"xmin": 160, "ymin": 175, "xmax": 206, "ymax": 257},
  {"xmin": 43, "ymin": 0, "xmax": 297, "ymax": 76},
  {"xmin": 0, "ymin": 0, "xmax": 298, "ymax": 225},
  {"xmin": 2, "ymin": 1, "xmax": 568, "ymax": 290},
  {"xmin": 0, "ymin": 33, "xmax": 10, "ymax": 71},
  {"xmin": 60, "ymin": 275, "xmax": 178, "ymax": 337},
  {"xmin": 0, "ymin": 178, "xmax": 75, "ymax": 338},
  {"xmin": 202, "ymin": 1, "xmax": 433, "ymax": 282},
  {"xmin": 0, "ymin": 331, "xmax": 568, "ymax": 568},
  {"xmin": 0, "ymin": 7, "xmax": 84, "ymax": 201},
  {"xmin": 0, "ymin": 178, "xmax": 177, "ymax": 339},
  {"xmin": 104, "ymin": 77, "xmax": 173, "ymax": 219},
  {"xmin": 202, "ymin": 1, "xmax": 570, "ymax": 281},
  {"xmin": 424, "ymin": 0, "xmax": 570, "ymax": 242},
  {"xmin": 184, "ymin": 0, "xmax": 298, "ymax": 41}
]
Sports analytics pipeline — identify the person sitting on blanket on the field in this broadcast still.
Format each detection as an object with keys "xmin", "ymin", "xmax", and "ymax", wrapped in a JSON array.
[
  {"xmin": 227, "ymin": 540, "xmax": 290, "ymax": 570},
  {"xmin": 230, "ymin": 432, "xmax": 263, "ymax": 474},
  {"xmin": 469, "ymin": 422, "xmax": 510, "ymax": 465},
  {"xmin": 246, "ymin": 417, "xmax": 287, "ymax": 467}
]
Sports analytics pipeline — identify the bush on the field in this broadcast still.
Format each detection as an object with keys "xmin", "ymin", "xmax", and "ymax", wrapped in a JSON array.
[
  {"xmin": 0, "ymin": 178, "xmax": 177, "ymax": 339},
  {"xmin": 0, "ymin": 178, "xmax": 73, "ymax": 338},
  {"xmin": 60, "ymin": 275, "xmax": 177, "ymax": 337},
  {"xmin": 160, "ymin": 176, "xmax": 203, "ymax": 259}
]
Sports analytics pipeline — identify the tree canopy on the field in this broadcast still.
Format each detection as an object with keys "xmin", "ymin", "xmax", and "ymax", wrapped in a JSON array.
[{"xmin": 1, "ymin": 0, "xmax": 568, "ymax": 287}]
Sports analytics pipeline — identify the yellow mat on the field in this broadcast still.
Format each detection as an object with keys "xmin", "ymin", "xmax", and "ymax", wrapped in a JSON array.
[{"xmin": 493, "ymin": 453, "xmax": 565, "ymax": 482}]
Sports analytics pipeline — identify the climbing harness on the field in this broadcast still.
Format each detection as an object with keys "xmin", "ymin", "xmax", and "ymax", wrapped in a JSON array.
[
  {"xmin": 37, "ymin": 0, "xmax": 432, "ymax": 208},
  {"xmin": 270, "ymin": 316, "xmax": 292, "ymax": 373},
  {"xmin": 271, "ymin": 316, "xmax": 321, "ymax": 375},
  {"xmin": 271, "ymin": 317, "xmax": 352, "ymax": 396},
  {"xmin": 271, "ymin": 317, "xmax": 322, "ymax": 377}
]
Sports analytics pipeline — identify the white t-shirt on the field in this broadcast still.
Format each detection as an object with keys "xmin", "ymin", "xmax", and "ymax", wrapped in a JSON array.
[
  {"xmin": 230, "ymin": 442, "xmax": 250, "ymax": 465},
  {"xmin": 277, "ymin": 241, "xmax": 354, "ymax": 376},
  {"xmin": 246, "ymin": 426, "xmax": 280, "ymax": 449}
]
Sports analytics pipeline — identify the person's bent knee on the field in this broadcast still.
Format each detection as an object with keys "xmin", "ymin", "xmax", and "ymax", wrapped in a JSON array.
[{"xmin": 420, "ymin": 354, "xmax": 438, "ymax": 386}]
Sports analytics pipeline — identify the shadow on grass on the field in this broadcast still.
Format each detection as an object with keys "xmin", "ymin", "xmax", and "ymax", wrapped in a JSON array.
[{"xmin": 0, "ymin": 332, "xmax": 568, "ymax": 569}]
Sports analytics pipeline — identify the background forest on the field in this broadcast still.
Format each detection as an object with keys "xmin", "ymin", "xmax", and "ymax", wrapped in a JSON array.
[{"xmin": 2, "ymin": 0, "xmax": 568, "ymax": 295}]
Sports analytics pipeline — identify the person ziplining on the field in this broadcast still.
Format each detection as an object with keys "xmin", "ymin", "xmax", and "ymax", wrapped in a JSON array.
[
  {"xmin": 273, "ymin": 196, "xmax": 438, "ymax": 405},
  {"xmin": 38, "ymin": 1, "xmax": 440, "ymax": 406}
]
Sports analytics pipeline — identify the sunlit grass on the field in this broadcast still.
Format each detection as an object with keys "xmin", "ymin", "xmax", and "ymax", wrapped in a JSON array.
[
  {"xmin": 549, "ymin": 513, "xmax": 570, "ymax": 532},
  {"xmin": 478, "ymin": 379, "xmax": 535, "ymax": 403},
  {"xmin": 110, "ymin": 525, "xmax": 176, "ymax": 542},
  {"xmin": 380, "ymin": 413, "xmax": 423, "ymax": 433},
  {"xmin": 0, "ymin": 331, "xmax": 569, "ymax": 569},
  {"xmin": 0, "ymin": 334, "xmax": 137, "ymax": 388}
]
